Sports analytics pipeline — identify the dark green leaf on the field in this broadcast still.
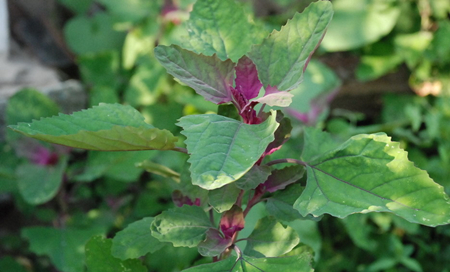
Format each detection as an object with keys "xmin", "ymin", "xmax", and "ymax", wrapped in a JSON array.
[
  {"xmin": 248, "ymin": 1, "xmax": 333, "ymax": 91},
  {"xmin": 244, "ymin": 216, "xmax": 300, "ymax": 257},
  {"xmin": 235, "ymin": 165, "xmax": 271, "ymax": 190},
  {"xmin": 111, "ymin": 217, "xmax": 163, "ymax": 260},
  {"xmin": 85, "ymin": 236, "xmax": 147, "ymax": 272},
  {"xmin": 177, "ymin": 112, "xmax": 279, "ymax": 190},
  {"xmin": 9, "ymin": 103, "xmax": 177, "ymax": 151},
  {"xmin": 151, "ymin": 205, "xmax": 213, "ymax": 247},
  {"xmin": 209, "ymin": 183, "xmax": 241, "ymax": 213}
]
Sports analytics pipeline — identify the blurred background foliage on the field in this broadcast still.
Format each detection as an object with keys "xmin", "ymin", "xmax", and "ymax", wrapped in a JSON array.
[{"xmin": 1, "ymin": 0, "xmax": 450, "ymax": 271}]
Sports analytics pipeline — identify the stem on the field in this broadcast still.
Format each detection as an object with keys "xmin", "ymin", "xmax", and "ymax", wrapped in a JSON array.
[
  {"xmin": 172, "ymin": 147, "xmax": 188, "ymax": 154},
  {"xmin": 265, "ymin": 158, "xmax": 307, "ymax": 167},
  {"xmin": 257, "ymin": 104, "xmax": 266, "ymax": 117},
  {"xmin": 209, "ymin": 208, "xmax": 215, "ymax": 226}
]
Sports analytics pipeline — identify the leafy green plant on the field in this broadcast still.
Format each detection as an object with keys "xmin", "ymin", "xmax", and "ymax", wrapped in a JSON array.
[{"xmin": 6, "ymin": 1, "xmax": 450, "ymax": 271}]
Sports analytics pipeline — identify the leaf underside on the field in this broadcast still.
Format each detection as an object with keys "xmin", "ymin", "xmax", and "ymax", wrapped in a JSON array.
[
  {"xmin": 177, "ymin": 112, "xmax": 279, "ymax": 190},
  {"xmin": 8, "ymin": 103, "xmax": 177, "ymax": 151},
  {"xmin": 295, "ymin": 129, "xmax": 450, "ymax": 227}
]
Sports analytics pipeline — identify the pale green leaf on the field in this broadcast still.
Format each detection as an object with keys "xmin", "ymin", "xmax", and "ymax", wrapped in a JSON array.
[
  {"xmin": 8, "ymin": 103, "xmax": 177, "ymax": 151},
  {"xmin": 182, "ymin": 0, "xmax": 263, "ymax": 62},
  {"xmin": 209, "ymin": 183, "xmax": 241, "ymax": 213},
  {"xmin": 248, "ymin": 1, "xmax": 333, "ymax": 91},
  {"xmin": 85, "ymin": 236, "xmax": 147, "ymax": 272},
  {"xmin": 244, "ymin": 216, "xmax": 300, "ymax": 257},
  {"xmin": 17, "ymin": 159, "xmax": 67, "ymax": 205},
  {"xmin": 155, "ymin": 45, "xmax": 235, "ymax": 104},
  {"xmin": 111, "ymin": 217, "xmax": 163, "ymax": 260},
  {"xmin": 182, "ymin": 253, "xmax": 314, "ymax": 272},
  {"xmin": 177, "ymin": 112, "xmax": 279, "ymax": 190},
  {"xmin": 295, "ymin": 130, "xmax": 450, "ymax": 227},
  {"xmin": 151, "ymin": 205, "xmax": 213, "ymax": 247}
]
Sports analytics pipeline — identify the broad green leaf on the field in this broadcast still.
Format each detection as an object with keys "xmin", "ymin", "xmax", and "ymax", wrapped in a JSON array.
[
  {"xmin": 155, "ymin": 45, "xmax": 235, "ymax": 104},
  {"xmin": 151, "ymin": 205, "xmax": 213, "ymax": 247},
  {"xmin": 8, "ymin": 103, "xmax": 177, "ymax": 151},
  {"xmin": 177, "ymin": 112, "xmax": 279, "ymax": 190},
  {"xmin": 137, "ymin": 160, "xmax": 180, "ymax": 181},
  {"xmin": 22, "ymin": 227, "xmax": 104, "ymax": 272},
  {"xmin": 263, "ymin": 165, "xmax": 305, "ymax": 193},
  {"xmin": 209, "ymin": 183, "xmax": 241, "ymax": 213},
  {"xmin": 295, "ymin": 130, "xmax": 450, "ymax": 227},
  {"xmin": 197, "ymin": 229, "xmax": 232, "ymax": 257},
  {"xmin": 16, "ymin": 158, "xmax": 67, "ymax": 205},
  {"xmin": 6, "ymin": 88, "xmax": 60, "ymax": 143},
  {"xmin": 183, "ymin": 0, "xmax": 263, "ymax": 62},
  {"xmin": 244, "ymin": 216, "xmax": 300, "ymax": 257},
  {"xmin": 182, "ymin": 253, "xmax": 314, "ymax": 272},
  {"xmin": 247, "ymin": 1, "xmax": 333, "ymax": 91},
  {"xmin": 111, "ymin": 217, "xmax": 162, "ymax": 260},
  {"xmin": 235, "ymin": 165, "xmax": 271, "ymax": 190},
  {"xmin": 321, "ymin": 0, "xmax": 400, "ymax": 51},
  {"xmin": 266, "ymin": 184, "xmax": 306, "ymax": 222},
  {"xmin": 85, "ymin": 236, "xmax": 147, "ymax": 272}
]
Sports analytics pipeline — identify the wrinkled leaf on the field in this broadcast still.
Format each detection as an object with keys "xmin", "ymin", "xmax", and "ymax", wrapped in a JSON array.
[
  {"xmin": 111, "ymin": 217, "xmax": 163, "ymax": 260},
  {"xmin": 244, "ymin": 216, "xmax": 300, "ymax": 257},
  {"xmin": 248, "ymin": 1, "xmax": 333, "ymax": 91},
  {"xmin": 151, "ymin": 205, "xmax": 213, "ymax": 247},
  {"xmin": 85, "ymin": 236, "xmax": 147, "ymax": 272},
  {"xmin": 182, "ymin": 253, "xmax": 314, "ymax": 272},
  {"xmin": 295, "ymin": 129, "xmax": 450, "ymax": 227},
  {"xmin": 9, "ymin": 103, "xmax": 177, "ymax": 151},
  {"xmin": 155, "ymin": 45, "xmax": 235, "ymax": 104},
  {"xmin": 178, "ymin": 112, "xmax": 278, "ymax": 190}
]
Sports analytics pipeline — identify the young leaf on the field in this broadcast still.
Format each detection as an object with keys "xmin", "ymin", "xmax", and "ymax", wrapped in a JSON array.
[
  {"xmin": 209, "ymin": 183, "xmax": 241, "ymax": 213},
  {"xmin": 17, "ymin": 159, "xmax": 67, "ymax": 205},
  {"xmin": 111, "ymin": 217, "xmax": 163, "ymax": 260},
  {"xmin": 8, "ymin": 103, "xmax": 177, "ymax": 151},
  {"xmin": 183, "ymin": 0, "xmax": 263, "ymax": 62},
  {"xmin": 197, "ymin": 229, "xmax": 232, "ymax": 257},
  {"xmin": 177, "ymin": 112, "xmax": 279, "ymax": 190},
  {"xmin": 151, "ymin": 205, "xmax": 213, "ymax": 247},
  {"xmin": 182, "ymin": 253, "xmax": 314, "ymax": 272},
  {"xmin": 85, "ymin": 236, "xmax": 147, "ymax": 272},
  {"xmin": 248, "ymin": 1, "xmax": 333, "ymax": 91},
  {"xmin": 244, "ymin": 216, "xmax": 300, "ymax": 257},
  {"xmin": 295, "ymin": 130, "xmax": 450, "ymax": 227},
  {"xmin": 234, "ymin": 56, "xmax": 263, "ymax": 101},
  {"xmin": 220, "ymin": 205, "xmax": 245, "ymax": 239},
  {"xmin": 154, "ymin": 45, "xmax": 235, "ymax": 104}
]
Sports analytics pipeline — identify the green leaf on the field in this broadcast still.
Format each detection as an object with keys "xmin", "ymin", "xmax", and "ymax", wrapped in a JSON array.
[
  {"xmin": 295, "ymin": 130, "xmax": 450, "ymax": 227},
  {"xmin": 6, "ymin": 88, "xmax": 60, "ymax": 143},
  {"xmin": 0, "ymin": 256, "xmax": 28, "ymax": 272},
  {"xmin": 235, "ymin": 165, "xmax": 271, "ymax": 190},
  {"xmin": 197, "ymin": 229, "xmax": 232, "ymax": 257},
  {"xmin": 85, "ymin": 236, "xmax": 147, "ymax": 272},
  {"xmin": 182, "ymin": 0, "xmax": 263, "ymax": 62},
  {"xmin": 266, "ymin": 184, "xmax": 306, "ymax": 222},
  {"xmin": 22, "ymin": 227, "xmax": 104, "ymax": 272},
  {"xmin": 8, "ymin": 103, "xmax": 177, "ymax": 151},
  {"xmin": 321, "ymin": 0, "xmax": 400, "ymax": 51},
  {"xmin": 151, "ymin": 205, "xmax": 213, "ymax": 247},
  {"xmin": 244, "ymin": 216, "xmax": 300, "ymax": 257},
  {"xmin": 182, "ymin": 253, "xmax": 314, "ymax": 272},
  {"xmin": 111, "ymin": 217, "xmax": 163, "ymax": 260},
  {"xmin": 177, "ymin": 112, "xmax": 279, "ymax": 190},
  {"xmin": 247, "ymin": 1, "xmax": 333, "ymax": 91},
  {"xmin": 209, "ymin": 183, "xmax": 241, "ymax": 213},
  {"xmin": 155, "ymin": 45, "xmax": 235, "ymax": 104},
  {"xmin": 16, "ymin": 159, "xmax": 67, "ymax": 205}
]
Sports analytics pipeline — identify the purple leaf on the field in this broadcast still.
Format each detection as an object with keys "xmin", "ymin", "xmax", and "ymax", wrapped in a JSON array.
[
  {"xmin": 172, "ymin": 190, "xmax": 201, "ymax": 207},
  {"xmin": 198, "ymin": 229, "xmax": 232, "ymax": 257},
  {"xmin": 220, "ymin": 205, "xmax": 245, "ymax": 239},
  {"xmin": 234, "ymin": 56, "xmax": 263, "ymax": 101},
  {"xmin": 263, "ymin": 165, "xmax": 305, "ymax": 193}
]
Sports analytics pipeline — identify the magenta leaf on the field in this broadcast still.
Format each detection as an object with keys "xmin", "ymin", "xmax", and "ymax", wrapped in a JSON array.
[
  {"xmin": 263, "ymin": 165, "xmax": 305, "ymax": 193},
  {"xmin": 234, "ymin": 56, "xmax": 263, "ymax": 101},
  {"xmin": 220, "ymin": 205, "xmax": 245, "ymax": 239},
  {"xmin": 197, "ymin": 229, "xmax": 232, "ymax": 257},
  {"xmin": 172, "ymin": 190, "xmax": 201, "ymax": 207}
]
